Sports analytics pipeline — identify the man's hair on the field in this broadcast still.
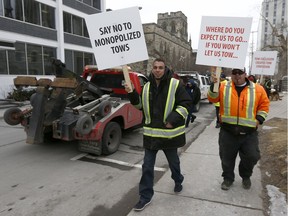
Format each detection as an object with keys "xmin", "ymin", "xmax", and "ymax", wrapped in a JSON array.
[{"xmin": 153, "ymin": 58, "xmax": 165, "ymax": 65}]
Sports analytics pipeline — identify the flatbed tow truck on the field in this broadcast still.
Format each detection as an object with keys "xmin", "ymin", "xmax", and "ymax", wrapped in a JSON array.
[{"xmin": 4, "ymin": 59, "xmax": 148, "ymax": 155}]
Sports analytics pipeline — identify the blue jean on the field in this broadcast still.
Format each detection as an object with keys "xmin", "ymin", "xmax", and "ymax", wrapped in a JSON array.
[{"xmin": 139, "ymin": 148, "xmax": 184, "ymax": 201}]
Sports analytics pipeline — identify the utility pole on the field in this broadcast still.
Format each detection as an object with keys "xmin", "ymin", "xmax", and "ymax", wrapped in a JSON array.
[{"xmin": 249, "ymin": 31, "xmax": 257, "ymax": 75}]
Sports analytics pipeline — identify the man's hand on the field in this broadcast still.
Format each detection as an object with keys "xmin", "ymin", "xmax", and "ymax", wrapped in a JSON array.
[
  {"xmin": 165, "ymin": 122, "xmax": 173, "ymax": 128},
  {"xmin": 211, "ymin": 71, "xmax": 218, "ymax": 83},
  {"xmin": 124, "ymin": 83, "xmax": 134, "ymax": 93}
]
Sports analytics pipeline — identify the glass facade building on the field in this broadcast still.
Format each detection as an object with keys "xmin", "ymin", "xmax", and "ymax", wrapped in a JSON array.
[{"xmin": 0, "ymin": 0, "xmax": 104, "ymax": 75}]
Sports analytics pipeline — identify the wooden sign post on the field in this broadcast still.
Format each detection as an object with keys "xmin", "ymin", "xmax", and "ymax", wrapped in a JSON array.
[
  {"xmin": 213, "ymin": 67, "xmax": 222, "ymax": 92},
  {"xmin": 122, "ymin": 65, "xmax": 132, "ymax": 93}
]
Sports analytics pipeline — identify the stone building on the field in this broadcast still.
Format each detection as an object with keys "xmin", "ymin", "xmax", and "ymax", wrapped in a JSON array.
[{"xmin": 130, "ymin": 11, "xmax": 195, "ymax": 75}]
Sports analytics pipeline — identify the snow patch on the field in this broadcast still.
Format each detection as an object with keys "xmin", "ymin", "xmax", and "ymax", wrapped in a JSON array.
[
  {"xmin": 262, "ymin": 126, "xmax": 279, "ymax": 130},
  {"xmin": 266, "ymin": 185, "xmax": 287, "ymax": 216}
]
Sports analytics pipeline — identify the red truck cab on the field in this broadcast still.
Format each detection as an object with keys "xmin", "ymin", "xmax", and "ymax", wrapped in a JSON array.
[{"xmin": 82, "ymin": 65, "xmax": 147, "ymax": 97}]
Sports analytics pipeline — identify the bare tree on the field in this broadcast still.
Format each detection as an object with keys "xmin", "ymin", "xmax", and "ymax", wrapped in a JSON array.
[{"xmin": 259, "ymin": 13, "xmax": 287, "ymax": 81}]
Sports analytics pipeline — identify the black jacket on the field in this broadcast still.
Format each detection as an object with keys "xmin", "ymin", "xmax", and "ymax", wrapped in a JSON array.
[{"xmin": 128, "ymin": 67, "xmax": 192, "ymax": 150}]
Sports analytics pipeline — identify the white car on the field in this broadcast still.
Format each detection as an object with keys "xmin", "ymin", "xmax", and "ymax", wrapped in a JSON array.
[{"xmin": 175, "ymin": 71, "xmax": 211, "ymax": 112}]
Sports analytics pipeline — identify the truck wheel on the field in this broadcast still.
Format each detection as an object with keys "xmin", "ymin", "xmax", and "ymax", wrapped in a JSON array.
[
  {"xmin": 98, "ymin": 100, "xmax": 112, "ymax": 117},
  {"xmin": 4, "ymin": 107, "xmax": 22, "ymax": 125},
  {"xmin": 194, "ymin": 101, "xmax": 200, "ymax": 112},
  {"xmin": 102, "ymin": 122, "xmax": 121, "ymax": 155},
  {"xmin": 75, "ymin": 114, "xmax": 93, "ymax": 135}
]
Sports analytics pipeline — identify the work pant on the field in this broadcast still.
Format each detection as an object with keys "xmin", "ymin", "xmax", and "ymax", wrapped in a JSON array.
[
  {"xmin": 139, "ymin": 148, "xmax": 184, "ymax": 202},
  {"xmin": 185, "ymin": 105, "xmax": 195, "ymax": 127},
  {"xmin": 218, "ymin": 128, "xmax": 260, "ymax": 182},
  {"xmin": 215, "ymin": 106, "xmax": 220, "ymax": 124}
]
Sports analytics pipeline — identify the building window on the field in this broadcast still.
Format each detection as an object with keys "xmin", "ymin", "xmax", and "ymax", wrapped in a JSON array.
[
  {"xmin": 43, "ymin": 47, "xmax": 56, "ymax": 75},
  {"xmin": 64, "ymin": 12, "xmax": 89, "ymax": 38},
  {"xmin": 65, "ymin": 50, "xmax": 95, "ymax": 74},
  {"xmin": 265, "ymin": 3, "xmax": 269, "ymax": 10},
  {"xmin": 4, "ymin": 0, "xmax": 24, "ymax": 21},
  {"xmin": 83, "ymin": 21, "xmax": 89, "ymax": 37},
  {"xmin": 8, "ymin": 43, "xmax": 27, "ymax": 75},
  {"xmin": 74, "ymin": 51, "xmax": 84, "ymax": 75},
  {"xmin": 84, "ymin": 53, "xmax": 94, "ymax": 66},
  {"xmin": 0, "ymin": 0, "xmax": 4, "ymax": 16},
  {"xmin": 63, "ymin": 12, "xmax": 72, "ymax": 33},
  {"xmin": 265, "ymin": 11, "xmax": 268, "ymax": 17},
  {"xmin": 80, "ymin": 0, "xmax": 101, "ymax": 10},
  {"xmin": 72, "ymin": 15, "xmax": 83, "ymax": 36},
  {"xmin": 0, "ymin": 50, "xmax": 8, "ymax": 74},
  {"xmin": 41, "ymin": 4, "xmax": 55, "ymax": 29},
  {"xmin": 64, "ymin": 50, "xmax": 73, "ymax": 71},
  {"xmin": 24, "ymin": 0, "xmax": 40, "ymax": 25},
  {"xmin": 27, "ymin": 44, "xmax": 43, "ymax": 75},
  {"xmin": 92, "ymin": 0, "xmax": 101, "ymax": 9}
]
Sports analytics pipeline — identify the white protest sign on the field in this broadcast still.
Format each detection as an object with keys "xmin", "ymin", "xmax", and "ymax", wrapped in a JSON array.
[
  {"xmin": 251, "ymin": 51, "xmax": 277, "ymax": 75},
  {"xmin": 85, "ymin": 7, "xmax": 148, "ymax": 70},
  {"xmin": 196, "ymin": 16, "xmax": 252, "ymax": 68}
]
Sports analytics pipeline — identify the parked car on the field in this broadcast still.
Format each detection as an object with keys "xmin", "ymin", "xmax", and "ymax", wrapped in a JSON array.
[{"xmin": 175, "ymin": 71, "xmax": 211, "ymax": 112}]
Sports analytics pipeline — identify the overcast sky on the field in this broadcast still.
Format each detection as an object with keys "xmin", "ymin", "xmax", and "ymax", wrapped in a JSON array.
[{"xmin": 105, "ymin": 0, "xmax": 263, "ymax": 50}]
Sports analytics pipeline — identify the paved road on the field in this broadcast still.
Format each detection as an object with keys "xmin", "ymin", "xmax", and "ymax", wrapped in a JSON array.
[{"xmin": 0, "ymin": 100, "xmax": 215, "ymax": 216}]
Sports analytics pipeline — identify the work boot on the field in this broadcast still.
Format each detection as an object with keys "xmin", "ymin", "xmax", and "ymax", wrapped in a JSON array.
[
  {"xmin": 242, "ymin": 178, "xmax": 251, "ymax": 189},
  {"xmin": 191, "ymin": 115, "xmax": 196, "ymax": 123},
  {"xmin": 174, "ymin": 183, "xmax": 183, "ymax": 193},
  {"xmin": 221, "ymin": 179, "xmax": 233, "ymax": 190}
]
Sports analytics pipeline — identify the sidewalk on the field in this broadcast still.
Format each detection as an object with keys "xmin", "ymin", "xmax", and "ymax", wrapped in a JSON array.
[
  {"xmin": 0, "ymin": 94, "xmax": 286, "ymax": 215},
  {"xmin": 128, "ymin": 93, "xmax": 287, "ymax": 216}
]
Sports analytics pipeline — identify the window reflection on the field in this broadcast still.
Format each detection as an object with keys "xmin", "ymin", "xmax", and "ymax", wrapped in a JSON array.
[
  {"xmin": 24, "ymin": 0, "xmax": 40, "ymax": 25},
  {"xmin": 27, "ymin": 44, "xmax": 43, "ymax": 75},
  {"xmin": 41, "ymin": 4, "xmax": 55, "ymax": 29},
  {"xmin": 63, "ymin": 12, "xmax": 72, "ymax": 33},
  {"xmin": 74, "ymin": 51, "xmax": 83, "ymax": 75},
  {"xmin": 43, "ymin": 47, "xmax": 56, "ymax": 75},
  {"xmin": 4, "ymin": 0, "xmax": 23, "ymax": 20},
  {"xmin": 4, "ymin": 0, "xmax": 55, "ymax": 29},
  {"xmin": 8, "ymin": 43, "xmax": 27, "ymax": 75},
  {"xmin": 72, "ymin": 15, "xmax": 82, "ymax": 36},
  {"xmin": 0, "ymin": 51, "xmax": 8, "ymax": 74}
]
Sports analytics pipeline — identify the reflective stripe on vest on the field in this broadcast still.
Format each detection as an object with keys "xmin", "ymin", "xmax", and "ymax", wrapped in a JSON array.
[
  {"xmin": 176, "ymin": 105, "xmax": 188, "ymax": 119},
  {"xmin": 143, "ymin": 125, "xmax": 186, "ymax": 138},
  {"xmin": 142, "ymin": 78, "xmax": 180, "ymax": 124},
  {"xmin": 163, "ymin": 78, "xmax": 180, "ymax": 123},
  {"xmin": 142, "ymin": 83, "xmax": 150, "ymax": 124}
]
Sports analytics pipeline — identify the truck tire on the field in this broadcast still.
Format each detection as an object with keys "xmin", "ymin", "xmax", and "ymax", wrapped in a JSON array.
[
  {"xmin": 98, "ymin": 100, "xmax": 112, "ymax": 117},
  {"xmin": 102, "ymin": 122, "xmax": 121, "ymax": 155},
  {"xmin": 4, "ymin": 107, "xmax": 22, "ymax": 125},
  {"xmin": 194, "ymin": 101, "xmax": 200, "ymax": 112},
  {"xmin": 75, "ymin": 114, "xmax": 93, "ymax": 135}
]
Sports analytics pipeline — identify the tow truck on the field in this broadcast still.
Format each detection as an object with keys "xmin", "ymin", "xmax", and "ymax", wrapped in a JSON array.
[{"xmin": 3, "ymin": 60, "xmax": 148, "ymax": 155}]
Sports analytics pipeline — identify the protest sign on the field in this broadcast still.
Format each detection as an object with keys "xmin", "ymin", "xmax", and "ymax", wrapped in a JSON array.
[
  {"xmin": 85, "ymin": 6, "xmax": 148, "ymax": 91},
  {"xmin": 251, "ymin": 51, "xmax": 277, "ymax": 76},
  {"xmin": 196, "ymin": 16, "xmax": 252, "ymax": 69}
]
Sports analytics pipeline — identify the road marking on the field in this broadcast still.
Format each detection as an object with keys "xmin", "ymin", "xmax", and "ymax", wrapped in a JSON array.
[
  {"xmin": 70, "ymin": 153, "xmax": 88, "ymax": 161},
  {"xmin": 71, "ymin": 153, "xmax": 167, "ymax": 172}
]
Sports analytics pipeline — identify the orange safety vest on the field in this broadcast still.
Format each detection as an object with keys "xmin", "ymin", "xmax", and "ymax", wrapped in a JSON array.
[{"xmin": 208, "ymin": 80, "xmax": 269, "ymax": 128}]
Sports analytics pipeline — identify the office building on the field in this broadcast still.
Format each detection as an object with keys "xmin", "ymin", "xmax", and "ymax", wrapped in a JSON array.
[{"xmin": 0, "ymin": 0, "xmax": 105, "ymax": 77}]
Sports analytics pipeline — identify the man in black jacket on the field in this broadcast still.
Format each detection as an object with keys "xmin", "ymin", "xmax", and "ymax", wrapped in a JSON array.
[
  {"xmin": 124, "ymin": 58, "xmax": 192, "ymax": 211},
  {"xmin": 185, "ymin": 79, "xmax": 201, "ymax": 127}
]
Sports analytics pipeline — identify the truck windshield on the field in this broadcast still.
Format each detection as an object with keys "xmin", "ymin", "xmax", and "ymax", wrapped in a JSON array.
[{"xmin": 90, "ymin": 74, "xmax": 124, "ymax": 89}]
